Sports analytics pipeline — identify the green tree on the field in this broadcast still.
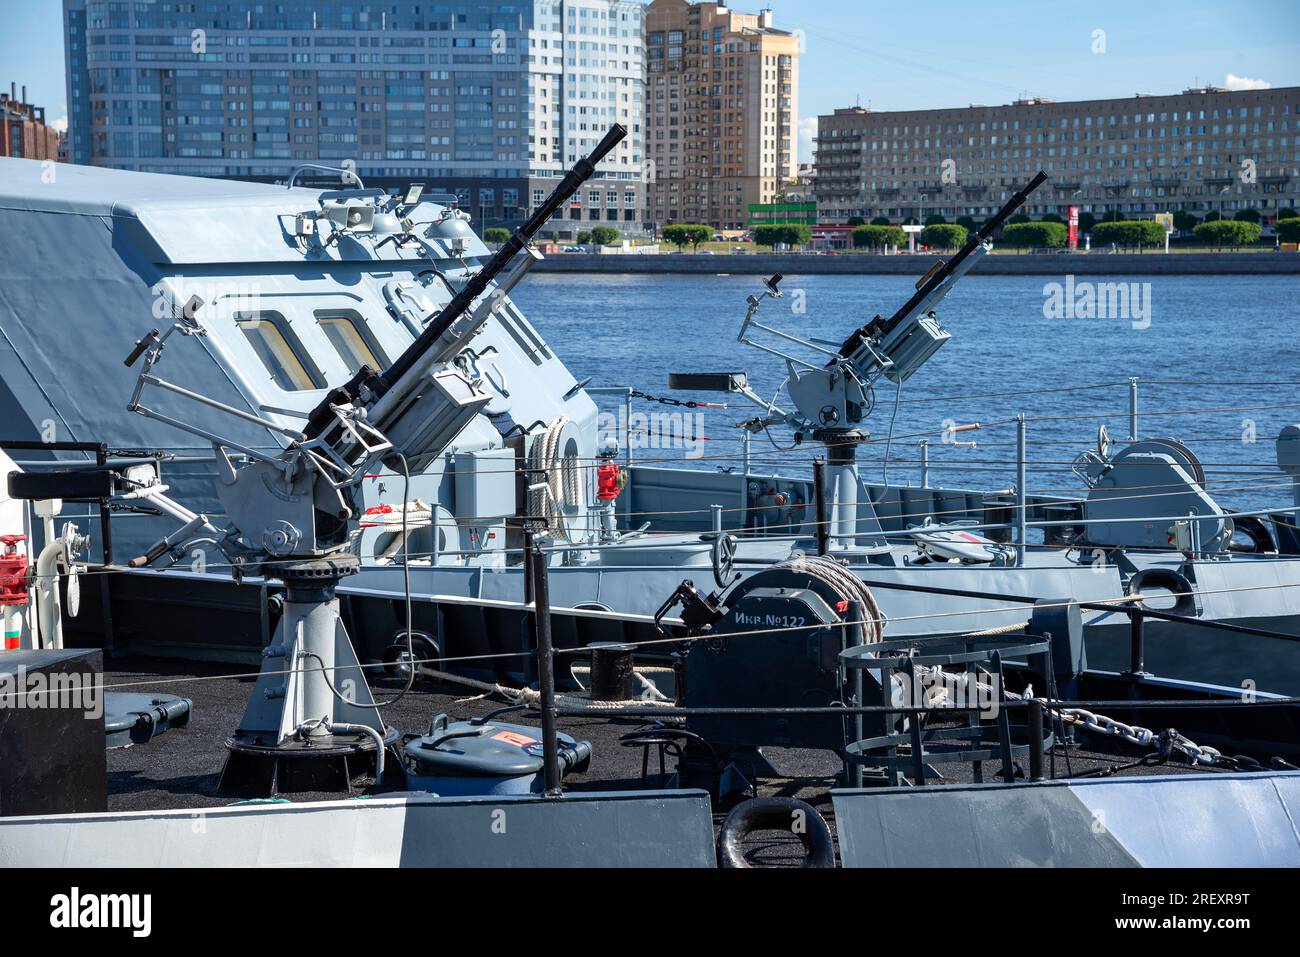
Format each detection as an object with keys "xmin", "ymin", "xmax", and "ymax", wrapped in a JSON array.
[
  {"xmin": 1171, "ymin": 210, "xmax": 1199, "ymax": 233},
  {"xmin": 1233, "ymin": 208, "xmax": 1261, "ymax": 223},
  {"xmin": 661, "ymin": 223, "xmax": 715, "ymax": 251},
  {"xmin": 1101, "ymin": 210, "xmax": 1124, "ymax": 223},
  {"xmin": 923, "ymin": 213, "xmax": 947, "ymax": 226},
  {"xmin": 956, "ymin": 215, "xmax": 977, "ymax": 232},
  {"xmin": 1194, "ymin": 219, "xmax": 1263, "ymax": 247},
  {"xmin": 846, "ymin": 216, "xmax": 866, "ymax": 227},
  {"xmin": 590, "ymin": 225, "xmax": 621, "ymax": 246},
  {"xmin": 754, "ymin": 224, "xmax": 813, "ymax": 248},
  {"xmin": 1276, "ymin": 218, "xmax": 1300, "ymax": 243},
  {"xmin": 1077, "ymin": 212, "xmax": 1098, "ymax": 234},
  {"xmin": 1002, "ymin": 221, "xmax": 1068, "ymax": 248},
  {"xmin": 1039, "ymin": 212, "xmax": 1064, "ymax": 224},
  {"xmin": 870, "ymin": 216, "xmax": 893, "ymax": 226},
  {"xmin": 576, "ymin": 230, "xmax": 593, "ymax": 245},
  {"xmin": 920, "ymin": 223, "xmax": 967, "ymax": 249},
  {"xmin": 1278, "ymin": 208, "xmax": 1299, "ymax": 220},
  {"xmin": 1007, "ymin": 213, "xmax": 1031, "ymax": 225},
  {"xmin": 1202, "ymin": 211, "xmax": 1221, "ymax": 222},
  {"xmin": 484, "ymin": 227, "xmax": 511, "ymax": 244},
  {"xmin": 852, "ymin": 224, "xmax": 907, "ymax": 249},
  {"xmin": 1092, "ymin": 220, "xmax": 1168, "ymax": 248}
]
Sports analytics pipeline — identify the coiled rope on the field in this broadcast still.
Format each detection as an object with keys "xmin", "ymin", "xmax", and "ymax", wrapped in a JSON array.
[
  {"xmin": 773, "ymin": 551, "xmax": 887, "ymax": 644},
  {"xmin": 527, "ymin": 415, "xmax": 582, "ymax": 543}
]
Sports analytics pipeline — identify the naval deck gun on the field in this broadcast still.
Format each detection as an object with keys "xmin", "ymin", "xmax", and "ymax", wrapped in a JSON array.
[
  {"xmin": 712, "ymin": 172, "xmax": 1049, "ymax": 551},
  {"xmin": 113, "ymin": 124, "xmax": 628, "ymax": 794},
  {"xmin": 736, "ymin": 170, "xmax": 1048, "ymax": 438}
]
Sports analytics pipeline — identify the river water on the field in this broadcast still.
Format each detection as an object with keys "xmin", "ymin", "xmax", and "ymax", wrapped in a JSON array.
[{"xmin": 511, "ymin": 272, "xmax": 1299, "ymax": 514}]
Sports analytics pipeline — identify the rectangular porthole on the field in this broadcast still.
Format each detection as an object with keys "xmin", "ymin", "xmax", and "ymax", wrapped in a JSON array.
[
  {"xmin": 235, "ymin": 312, "xmax": 325, "ymax": 392},
  {"xmin": 315, "ymin": 309, "xmax": 389, "ymax": 374}
]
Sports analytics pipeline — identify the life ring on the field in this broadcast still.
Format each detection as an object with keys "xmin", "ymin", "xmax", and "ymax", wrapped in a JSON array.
[
  {"xmin": 1127, "ymin": 567, "xmax": 1198, "ymax": 617},
  {"xmin": 717, "ymin": 797, "xmax": 835, "ymax": 869}
]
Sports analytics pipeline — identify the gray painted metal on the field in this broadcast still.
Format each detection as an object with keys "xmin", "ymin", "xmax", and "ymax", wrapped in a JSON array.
[
  {"xmin": 833, "ymin": 771, "xmax": 1300, "ymax": 868},
  {"xmin": 0, "ymin": 790, "xmax": 717, "ymax": 868}
]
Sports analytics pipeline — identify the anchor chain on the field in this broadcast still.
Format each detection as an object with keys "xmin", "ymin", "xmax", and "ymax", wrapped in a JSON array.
[
  {"xmin": 1008, "ymin": 693, "xmax": 1228, "ymax": 767},
  {"xmin": 918, "ymin": 663, "xmax": 1235, "ymax": 769}
]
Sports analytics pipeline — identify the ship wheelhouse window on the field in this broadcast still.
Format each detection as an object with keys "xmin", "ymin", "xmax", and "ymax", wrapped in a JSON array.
[
  {"xmin": 315, "ymin": 310, "xmax": 388, "ymax": 374},
  {"xmin": 235, "ymin": 312, "xmax": 324, "ymax": 392}
]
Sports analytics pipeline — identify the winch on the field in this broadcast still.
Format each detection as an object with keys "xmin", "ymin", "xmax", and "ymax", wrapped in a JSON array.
[{"xmin": 672, "ymin": 555, "xmax": 889, "ymax": 756}]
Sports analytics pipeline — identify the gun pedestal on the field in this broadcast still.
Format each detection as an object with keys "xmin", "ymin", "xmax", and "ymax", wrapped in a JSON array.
[
  {"xmin": 218, "ymin": 556, "xmax": 399, "ymax": 797},
  {"xmin": 815, "ymin": 429, "xmax": 869, "ymax": 552}
]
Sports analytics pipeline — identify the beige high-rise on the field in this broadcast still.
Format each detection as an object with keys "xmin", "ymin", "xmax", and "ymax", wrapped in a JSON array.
[{"xmin": 644, "ymin": 0, "xmax": 799, "ymax": 231}]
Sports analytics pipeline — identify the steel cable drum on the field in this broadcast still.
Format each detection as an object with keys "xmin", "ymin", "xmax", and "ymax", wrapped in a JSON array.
[
  {"xmin": 526, "ymin": 417, "xmax": 589, "ymax": 543},
  {"xmin": 721, "ymin": 551, "xmax": 887, "ymax": 644},
  {"xmin": 1112, "ymin": 437, "xmax": 1207, "ymax": 487}
]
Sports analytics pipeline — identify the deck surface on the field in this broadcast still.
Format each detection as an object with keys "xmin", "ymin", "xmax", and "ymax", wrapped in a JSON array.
[{"xmin": 98, "ymin": 656, "xmax": 1234, "ymax": 865}]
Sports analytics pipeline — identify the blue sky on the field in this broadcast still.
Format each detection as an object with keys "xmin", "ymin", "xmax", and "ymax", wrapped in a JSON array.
[{"xmin": 6, "ymin": 0, "xmax": 1299, "ymax": 163}]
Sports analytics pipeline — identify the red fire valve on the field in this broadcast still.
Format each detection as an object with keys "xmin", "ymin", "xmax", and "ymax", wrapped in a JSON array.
[
  {"xmin": 597, "ymin": 463, "xmax": 626, "ymax": 502},
  {"xmin": 0, "ymin": 535, "xmax": 29, "ymax": 608}
]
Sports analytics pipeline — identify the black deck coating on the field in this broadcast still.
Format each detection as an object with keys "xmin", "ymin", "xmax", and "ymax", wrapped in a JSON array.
[{"xmin": 99, "ymin": 657, "xmax": 1231, "ymax": 865}]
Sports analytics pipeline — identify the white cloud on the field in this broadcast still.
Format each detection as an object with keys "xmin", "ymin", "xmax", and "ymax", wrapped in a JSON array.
[
  {"xmin": 1223, "ymin": 74, "xmax": 1271, "ymax": 91},
  {"xmin": 798, "ymin": 116, "xmax": 818, "ymax": 165},
  {"xmin": 50, "ymin": 115, "xmax": 68, "ymax": 133}
]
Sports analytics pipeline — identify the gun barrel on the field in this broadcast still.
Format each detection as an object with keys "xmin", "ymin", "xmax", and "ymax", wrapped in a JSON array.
[
  {"xmin": 298, "ymin": 124, "xmax": 626, "ymax": 446},
  {"xmin": 838, "ymin": 170, "xmax": 1048, "ymax": 358},
  {"xmin": 377, "ymin": 123, "xmax": 627, "ymax": 391}
]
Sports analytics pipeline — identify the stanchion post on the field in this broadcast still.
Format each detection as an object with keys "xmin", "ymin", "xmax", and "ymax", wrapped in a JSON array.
[
  {"xmin": 846, "ymin": 600, "xmax": 865, "ymax": 789},
  {"xmin": 1015, "ymin": 414, "xmax": 1028, "ymax": 566},
  {"xmin": 1127, "ymin": 607, "xmax": 1146, "ymax": 676},
  {"xmin": 530, "ymin": 540, "xmax": 562, "ymax": 796},
  {"xmin": 1028, "ymin": 698, "xmax": 1045, "ymax": 781},
  {"xmin": 813, "ymin": 456, "xmax": 829, "ymax": 557},
  {"xmin": 1128, "ymin": 377, "xmax": 1139, "ymax": 442}
]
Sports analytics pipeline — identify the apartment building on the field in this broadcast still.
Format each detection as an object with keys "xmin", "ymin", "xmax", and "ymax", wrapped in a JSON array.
[
  {"xmin": 1, "ymin": 83, "xmax": 62, "ymax": 161},
  {"xmin": 816, "ymin": 86, "xmax": 1300, "ymax": 225},
  {"xmin": 644, "ymin": 0, "xmax": 799, "ymax": 231}
]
